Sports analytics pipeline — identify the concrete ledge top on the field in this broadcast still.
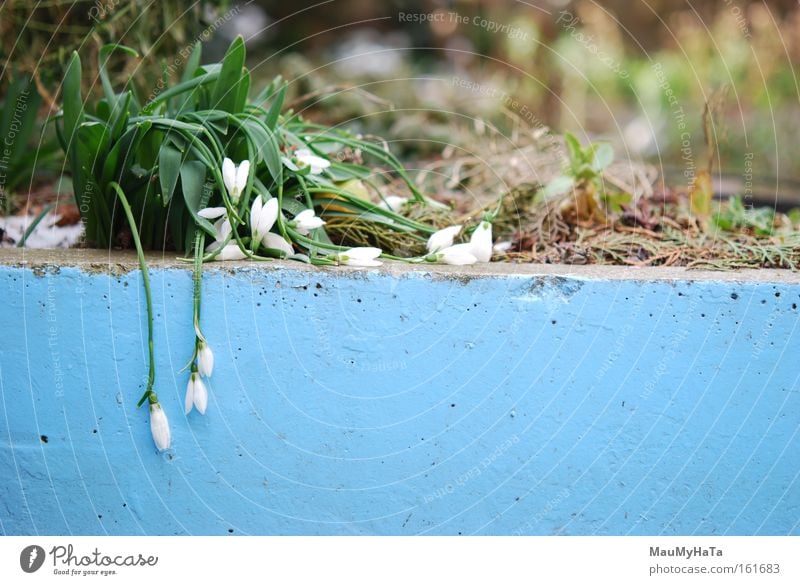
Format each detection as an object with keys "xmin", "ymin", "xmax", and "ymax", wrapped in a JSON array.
[{"xmin": 1, "ymin": 248, "xmax": 799, "ymax": 283}]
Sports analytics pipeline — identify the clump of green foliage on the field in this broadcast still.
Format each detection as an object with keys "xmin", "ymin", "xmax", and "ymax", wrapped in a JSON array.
[
  {"xmin": 59, "ymin": 38, "xmax": 436, "ymax": 255},
  {"xmin": 541, "ymin": 131, "xmax": 627, "ymax": 221}
]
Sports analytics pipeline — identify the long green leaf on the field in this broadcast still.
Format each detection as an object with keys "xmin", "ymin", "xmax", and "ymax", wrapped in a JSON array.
[
  {"xmin": 211, "ymin": 35, "xmax": 245, "ymax": 113},
  {"xmin": 264, "ymin": 82, "xmax": 286, "ymax": 130},
  {"xmin": 62, "ymin": 52, "xmax": 84, "ymax": 152},
  {"xmin": 179, "ymin": 161, "xmax": 217, "ymax": 237},
  {"xmin": 158, "ymin": 144, "xmax": 182, "ymax": 206}
]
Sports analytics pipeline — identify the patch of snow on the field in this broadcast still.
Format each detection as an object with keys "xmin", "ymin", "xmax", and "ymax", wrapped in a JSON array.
[{"xmin": 0, "ymin": 213, "xmax": 84, "ymax": 248}]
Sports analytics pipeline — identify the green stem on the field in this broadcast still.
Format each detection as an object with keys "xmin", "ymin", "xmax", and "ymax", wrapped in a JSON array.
[
  {"xmin": 109, "ymin": 182, "xmax": 156, "ymax": 408},
  {"xmin": 192, "ymin": 230, "xmax": 205, "ymax": 342},
  {"xmin": 304, "ymin": 186, "xmax": 435, "ymax": 234}
]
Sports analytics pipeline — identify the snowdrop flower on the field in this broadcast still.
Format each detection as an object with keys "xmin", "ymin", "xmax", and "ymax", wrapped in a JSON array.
[
  {"xmin": 437, "ymin": 243, "xmax": 478, "ymax": 266},
  {"xmin": 184, "ymin": 372, "xmax": 208, "ymax": 415},
  {"xmin": 294, "ymin": 148, "xmax": 331, "ymax": 174},
  {"xmin": 149, "ymin": 401, "xmax": 171, "ymax": 451},
  {"xmin": 215, "ymin": 243, "xmax": 247, "ymax": 261},
  {"xmin": 427, "ymin": 225, "xmax": 462, "ymax": 253},
  {"xmin": 197, "ymin": 207, "xmax": 227, "ymax": 220},
  {"xmin": 200, "ymin": 207, "xmax": 232, "ymax": 248},
  {"xmin": 250, "ymin": 196, "xmax": 278, "ymax": 245},
  {"xmin": 493, "ymin": 241, "xmax": 513, "ymax": 254},
  {"xmin": 378, "ymin": 196, "xmax": 409, "ymax": 212},
  {"xmin": 470, "ymin": 221, "xmax": 493, "ymax": 262},
  {"xmin": 335, "ymin": 247, "xmax": 382, "ymax": 267},
  {"xmin": 261, "ymin": 232, "xmax": 294, "ymax": 257},
  {"xmin": 222, "ymin": 158, "xmax": 250, "ymax": 203},
  {"xmin": 197, "ymin": 341, "xmax": 214, "ymax": 377},
  {"xmin": 292, "ymin": 209, "xmax": 325, "ymax": 235},
  {"xmin": 199, "ymin": 208, "xmax": 247, "ymax": 260}
]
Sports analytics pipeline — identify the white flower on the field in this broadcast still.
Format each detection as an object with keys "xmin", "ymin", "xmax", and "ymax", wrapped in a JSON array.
[
  {"xmin": 261, "ymin": 232, "xmax": 294, "ymax": 257},
  {"xmin": 197, "ymin": 207, "xmax": 227, "ymax": 220},
  {"xmin": 197, "ymin": 341, "xmax": 214, "ymax": 377},
  {"xmin": 493, "ymin": 241, "xmax": 513, "ymax": 254},
  {"xmin": 250, "ymin": 196, "xmax": 278, "ymax": 245},
  {"xmin": 336, "ymin": 247, "xmax": 382, "ymax": 267},
  {"xmin": 222, "ymin": 158, "xmax": 250, "ymax": 203},
  {"xmin": 214, "ymin": 243, "xmax": 247, "ymax": 261},
  {"xmin": 292, "ymin": 209, "xmax": 325, "ymax": 235},
  {"xmin": 202, "ymin": 210, "xmax": 247, "ymax": 261},
  {"xmin": 469, "ymin": 221, "xmax": 493, "ymax": 262},
  {"xmin": 378, "ymin": 196, "xmax": 409, "ymax": 212},
  {"xmin": 437, "ymin": 243, "xmax": 478, "ymax": 265},
  {"xmin": 208, "ymin": 214, "xmax": 232, "ymax": 245},
  {"xmin": 294, "ymin": 149, "xmax": 331, "ymax": 174},
  {"xmin": 149, "ymin": 402, "xmax": 171, "ymax": 451},
  {"xmin": 427, "ymin": 225, "xmax": 462, "ymax": 253},
  {"xmin": 184, "ymin": 372, "xmax": 208, "ymax": 415}
]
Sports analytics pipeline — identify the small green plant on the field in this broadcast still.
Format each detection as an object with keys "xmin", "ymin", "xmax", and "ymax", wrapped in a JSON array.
[
  {"xmin": 541, "ymin": 131, "xmax": 623, "ymax": 222},
  {"xmin": 58, "ymin": 37, "xmax": 495, "ymax": 451},
  {"xmin": 713, "ymin": 195, "xmax": 775, "ymax": 236}
]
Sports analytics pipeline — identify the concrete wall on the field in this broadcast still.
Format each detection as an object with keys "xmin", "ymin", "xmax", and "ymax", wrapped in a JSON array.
[{"xmin": 0, "ymin": 251, "xmax": 798, "ymax": 535}]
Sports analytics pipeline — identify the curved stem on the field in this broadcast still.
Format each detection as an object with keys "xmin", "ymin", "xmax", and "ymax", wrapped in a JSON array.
[
  {"xmin": 304, "ymin": 186, "xmax": 435, "ymax": 234},
  {"xmin": 109, "ymin": 182, "xmax": 156, "ymax": 408}
]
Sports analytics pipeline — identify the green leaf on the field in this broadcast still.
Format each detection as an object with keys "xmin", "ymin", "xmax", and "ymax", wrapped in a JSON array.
[
  {"xmin": 179, "ymin": 161, "xmax": 217, "ymax": 237},
  {"xmin": 325, "ymin": 162, "xmax": 372, "ymax": 181},
  {"xmin": 211, "ymin": 36, "xmax": 246, "ymax": 113},
  {"xmin": 541, "ymin": 175, "xmax": 575, "ymax": 199},
  {"xmin": 601, "ymin": 191, "xmax": 631, "ymax": 213},
  {"xmin": 158, "ymin": 144, "xmax": 183, "ymax": 206},
  {"xmin": 564, "ymin": 132, "xmax": 582, "ymax": 165},
  {"xmin": 62, "ymin": 52, "xmax": 84, "ymax": 152},
  {"xmin": 182, "ymin": 43, "xmax": 203, "ymax": 83},
  {"xmin": 0, "ymin": 79, "xmax": 42, "ymax": 168},
  {"xmin": 244, "ymin": 118, "xmax": 282, "ymax": 185},
  {"xmin": 145, "ymin": 72, "xmax": 219, "ymax": 111},
  {"xmin": 186, "ymin": 111, "xmax": 229, "ymax": 135},
  {"xmin": 100, "ymin": 120, "xmax": 151, "ymax": 187},
  {"xmin": 106, "ymin": 91, "xmax": 132, "ymax": 144},
  {"xmin": 233, "ymin": 70, "xmax": 250, "ymax": 115},
  {"xmin": 264, "ymin": 82, "xmax": 287, "ymax": 130},
  {"xmin": 279, "ymin": 197, "xmax": 308, "ymax": 216}
]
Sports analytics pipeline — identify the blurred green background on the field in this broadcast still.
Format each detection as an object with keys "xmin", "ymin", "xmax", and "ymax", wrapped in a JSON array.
[{"xmin": 1, "ymin": 0, "xmax": 799, "ymax": 213}]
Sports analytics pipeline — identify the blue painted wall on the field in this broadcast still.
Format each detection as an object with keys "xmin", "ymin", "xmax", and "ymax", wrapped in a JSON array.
[{"xmin": 0, "ymin": 262, "xmax": 798, "ymax": 535}]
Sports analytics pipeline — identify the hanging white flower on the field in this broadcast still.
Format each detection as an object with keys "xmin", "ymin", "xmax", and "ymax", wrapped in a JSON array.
[
  {"xmin": 292, "ymin": 209, "xmax": 325, "ymax": 235},
  {"xmin": 437, "ymin": 243, "xmax": 478, "ymax": 266},
  {"xmin": 294, "ymin": 149, "xmax": 331, "ymax": 175},
  {"xmin": 222, "ymin": 158, "xmax": 250, "ymax": 203},
  {"xmin": 378, "ymin": 196, "xmax": 409, "ymax": 212},
  {"xmin": 149, "ymin": 402, "xmax": 171, "ymax": 451},
  {"xmin": 469, "ymin": 221, "xmax": 493, "ymax": 262},
  {"xmin": 335, "ymin": 247, "xmax": 382, "ymax": 267},
  {"xmin": 197, "ymin": 341, "xmax": 214, "ymax": 377},
  {"xmin": 427, "ymin": 225, "xmax": 462, "ymax": 253},
  {"xmin": 250, "ymin": 196, "xmax": 278, "ymax": 246},
  {"xmin": 184, "ymin": 372, "xmax": 209, "ymax": 415}
]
